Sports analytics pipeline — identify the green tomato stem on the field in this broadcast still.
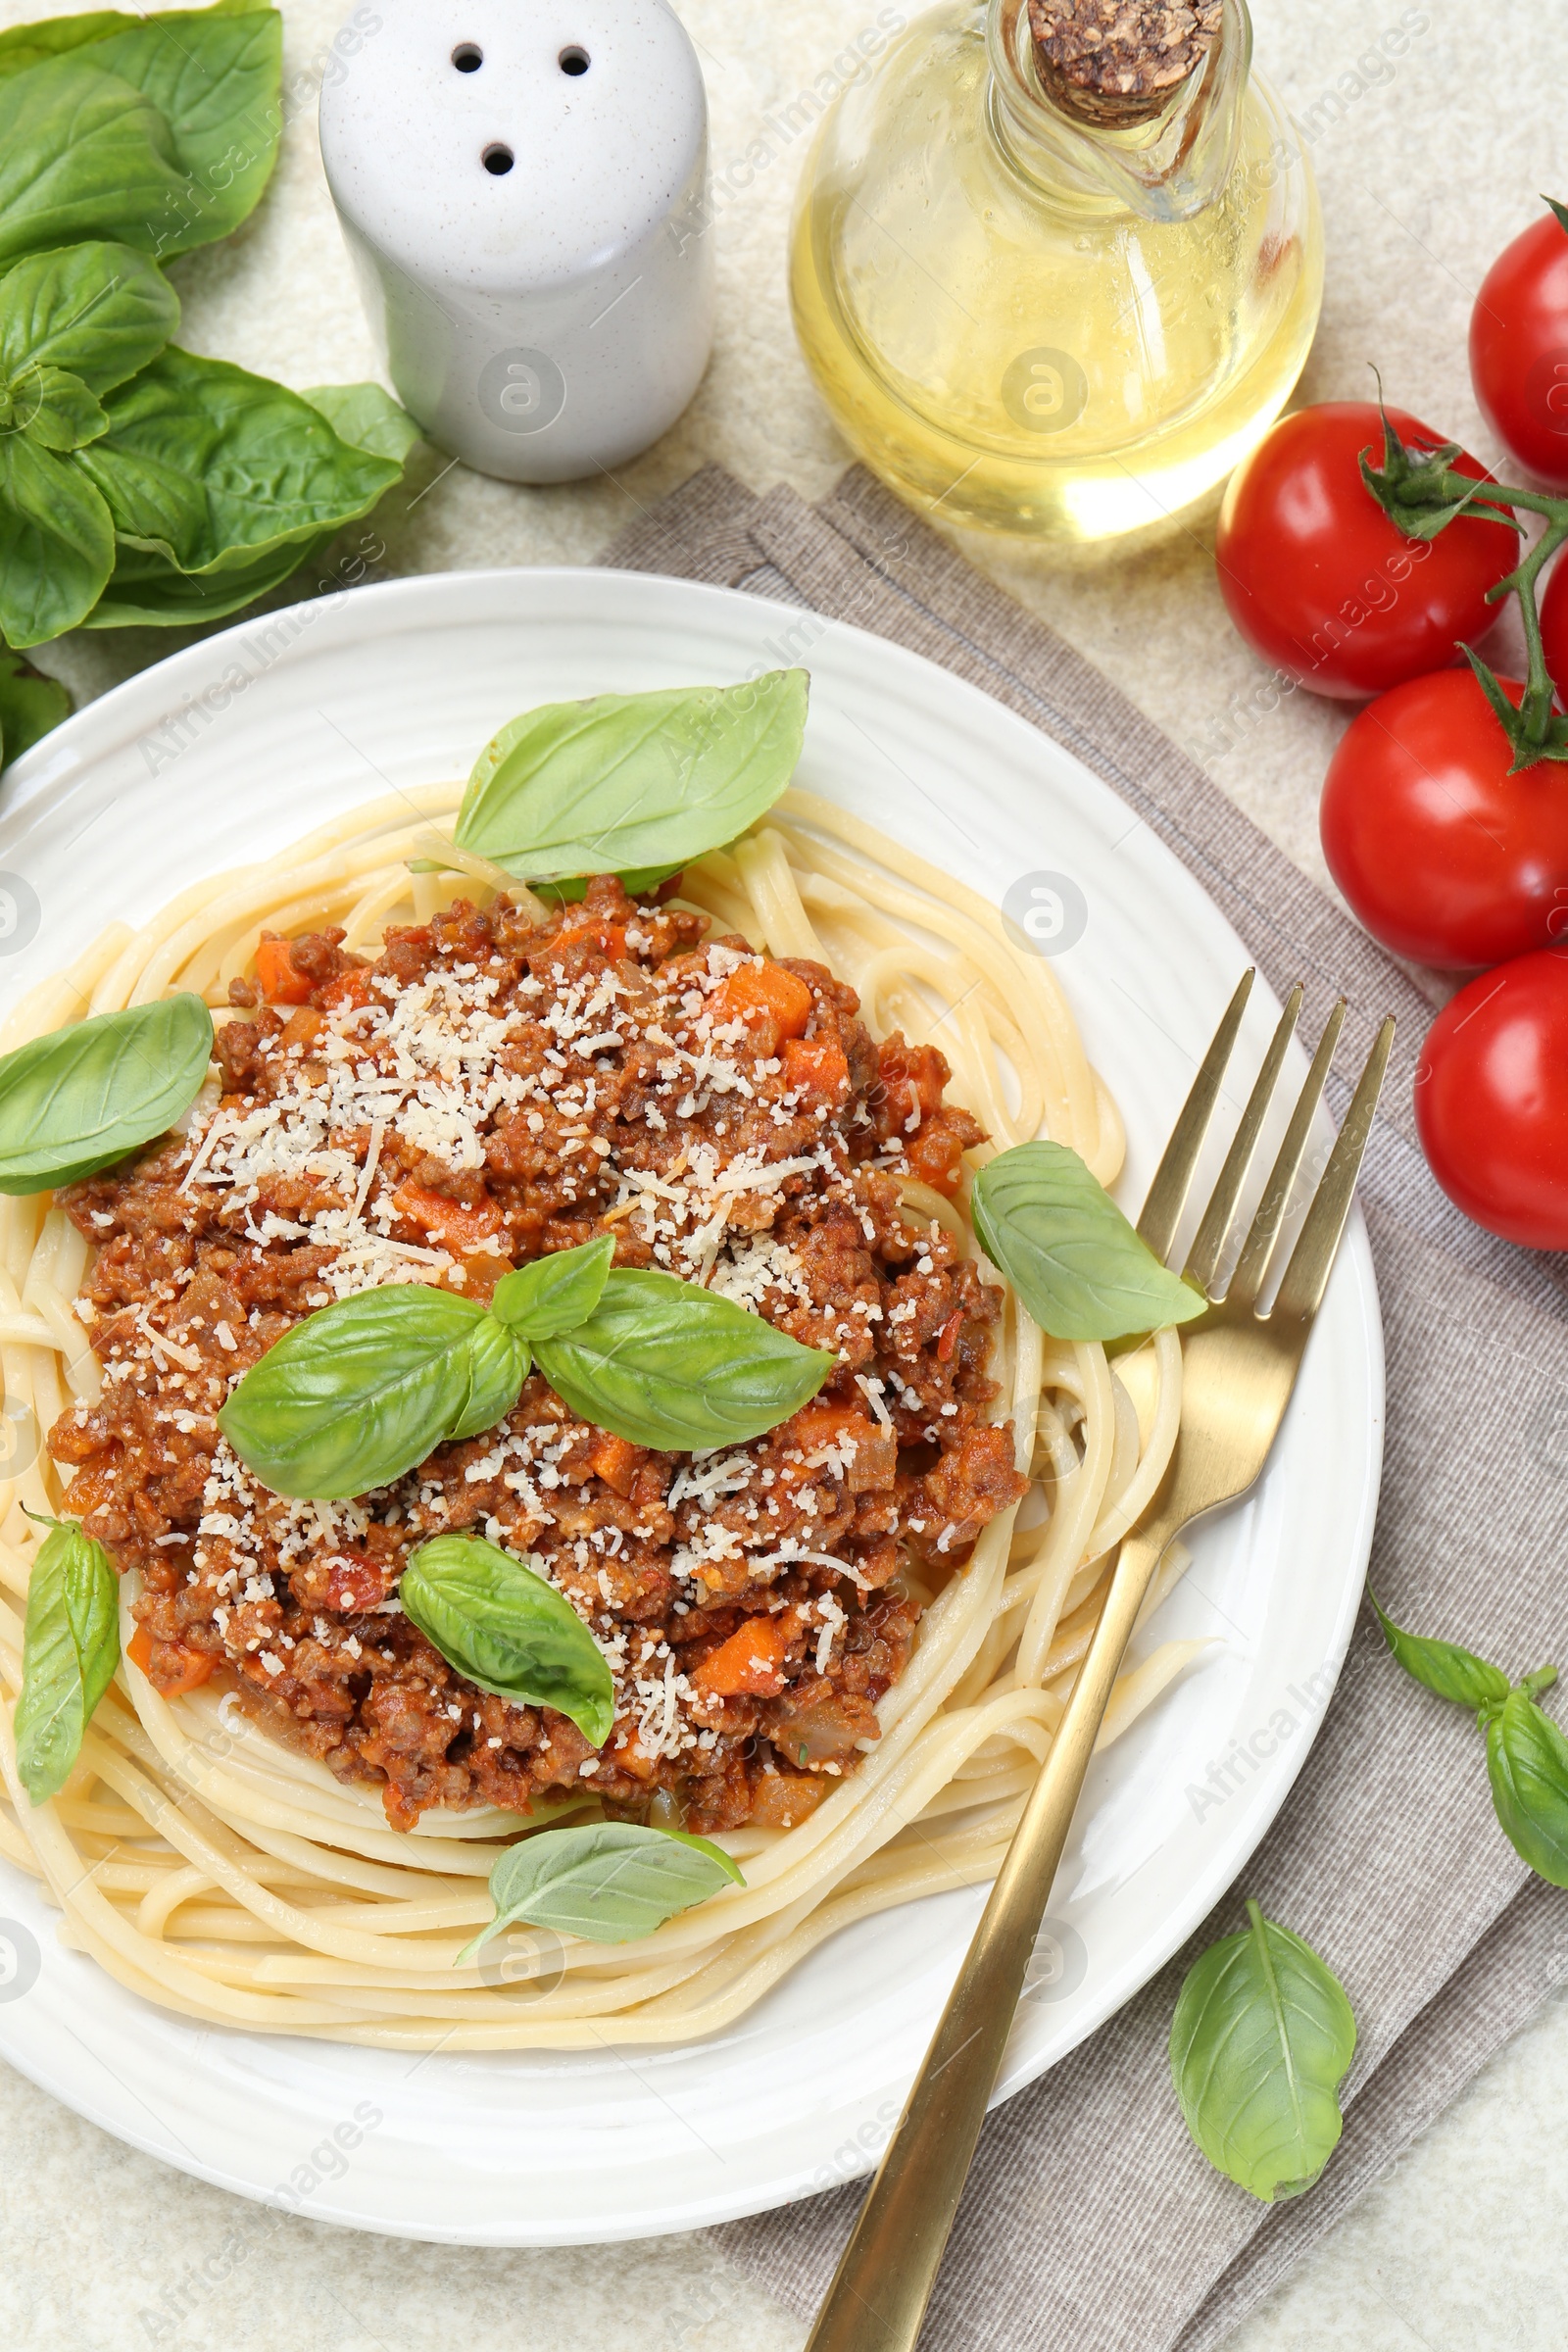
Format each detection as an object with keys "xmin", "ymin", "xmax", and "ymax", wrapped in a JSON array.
[{"xmin": 1479, "ymin": 501, "xmax": 1568, "ymax": 748}]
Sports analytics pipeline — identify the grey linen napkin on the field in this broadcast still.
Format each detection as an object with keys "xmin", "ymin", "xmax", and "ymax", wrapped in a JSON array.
[{"xmin": 605, "ymin": 466, "xmax": 1568, "ymax": 2352}]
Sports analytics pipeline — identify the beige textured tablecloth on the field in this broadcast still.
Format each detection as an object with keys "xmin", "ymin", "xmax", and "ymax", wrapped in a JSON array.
[{"xmin": 5, "ymin": 3, "xmax": 1568, "ymax": 2349}]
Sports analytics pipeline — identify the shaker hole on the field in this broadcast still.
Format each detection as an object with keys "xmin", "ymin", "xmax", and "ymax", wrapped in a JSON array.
[
  {"xmin": 482, "ymin": 143, "xmax": 514, "ymax": 174},
  {"xmin": 452, "ymin": 42, "xmax": 482, "ymax": 71},
  {"xmin": 559, "ymin": 45, "xmax": 590, "ymax": 74}
]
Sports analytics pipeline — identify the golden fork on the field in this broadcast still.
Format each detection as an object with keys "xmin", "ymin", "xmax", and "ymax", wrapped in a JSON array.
[{"xmin": 804, "ymin": 969, "xmax": 1396, "ymax": 2352}]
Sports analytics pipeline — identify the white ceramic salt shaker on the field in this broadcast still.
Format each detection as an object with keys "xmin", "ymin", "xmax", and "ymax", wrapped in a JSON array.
[{"xmin": 318, "ymin": 0, "xmax": 714, "ymax": 483}]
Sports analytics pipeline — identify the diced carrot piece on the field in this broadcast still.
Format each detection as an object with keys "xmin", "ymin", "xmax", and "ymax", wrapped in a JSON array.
[
  {"xmin": 588, "ymin": 1432, "xmax": 644, "ymax": 1497},
  {"xmin": 557, "ymin": 912, "xmax": 627, "ymax": 961},
  {"xmin": 319, "ymin": 968, "xmax": 374, "ymax": 1012},
  {"xmin": 611, "ymin": 1729, "xmax": 663, "ymax": 1783},
  {"xmin": 936, "ymin": 1307, "xmax": 965, "ymax": 1360},
  {"xmin": 711, "ymin": 961, "xmax": 813, "ymax": 1055},
  {"xmin": 277, "ymin": 1006, "xmax": 324, "ymax": 1051},
  {"xmin": 781, "ymin": 1402, "xmax": 897, "ymax": 1493},
  {"xmin": 392, "ymin": 1183, "xmax": 506, "ymax": 1253},
  {"xmin": 255, "ymin": 934, "xmax": 313, "ymax": 1005},
  {"xmin": 782, "ymin": 1034, "xmax": 850, "ymax": 1101},
  {"xmin": 128, "ymin": 1623, "xmax": 217, "ymax": 1698},
  {"xmin": 748, "ymin": 1772, "xmax": 828, "ymax": 1831},
  {"xmin": 690, "ymin": 1611, "xmax": 798, "ymax": 1699}
]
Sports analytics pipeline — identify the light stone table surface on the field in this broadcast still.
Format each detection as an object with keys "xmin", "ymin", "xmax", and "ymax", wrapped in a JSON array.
[{"xmin": 3, "ymin": 2, "xmax": 1565, "ymax": 2347}]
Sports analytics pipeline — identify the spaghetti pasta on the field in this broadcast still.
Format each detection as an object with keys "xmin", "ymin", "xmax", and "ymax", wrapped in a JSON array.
[{"xmin": 0, "ymin": 783, "xmax": 1200, "ymax": 2048}]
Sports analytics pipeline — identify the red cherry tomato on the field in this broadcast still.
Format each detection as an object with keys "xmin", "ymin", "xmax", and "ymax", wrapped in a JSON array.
[
  {"xmin": 1319, "ymin": 671, "xmax": 1568, "ymax": 968},
  {"xmin": 1469, "ymin": 210, "xmax": 1568, "ymax": 491},
  {"xmin": 1414, "ymin": 951, "xmax": 1568, "ymax": 1249},
  {"xmin": 1215, "ymin": 403, "xmax": 1514, "ymax": 700}
]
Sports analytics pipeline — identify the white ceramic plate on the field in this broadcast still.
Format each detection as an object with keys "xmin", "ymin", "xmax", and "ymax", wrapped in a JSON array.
[{"xmin": 0, "ymin": 569, "xmax": 1382, "ymax": 2244}]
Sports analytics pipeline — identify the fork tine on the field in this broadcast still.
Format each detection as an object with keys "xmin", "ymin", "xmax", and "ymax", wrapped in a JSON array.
[
  {"xmin": 1183, "ymin": 984, "xmax": 1303, "ymax": 1296},
  {"xmin": 1138, "ymin": 968, "xmax": 1254, "ymax": 1259},
  {"xmin": 1229, "ymin": 998, "xmax": 1347, "ymax": 1308},
  {"xmin": 1271, "ymin": 1016, "xmax": 1396, "ymax": 1323}
]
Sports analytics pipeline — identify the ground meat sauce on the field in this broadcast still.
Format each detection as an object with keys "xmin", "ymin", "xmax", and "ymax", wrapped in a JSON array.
[{"xmin": 49, "ymin": 877, "xmax": 1026, "ymax": 1834}]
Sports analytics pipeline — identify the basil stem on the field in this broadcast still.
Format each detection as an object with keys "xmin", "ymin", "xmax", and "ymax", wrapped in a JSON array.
[
  {"xmin": 1169, "ymin": 1899, "xmax": 1356, "ymax": 2203},
  {"xmin": 400, "ymin": 1536, "xmax": 614, "ymax": 1749},
  {"xmin": 969, "ymin": 1141, "xmax": 1206, "ymax": 1342},
  {"xmin": 457, "ymin": 1820, "xmax": 745, "ymax": 1960},
  {"xmin": 533, "ymin": 1267, "xmax": 835, "ymax": 1451},
  {"xmin": 452, "ymin": 670, "xmax": 809, "ymax": 885},
  {"xmin": 0, "ymin": 993, "xmax": 214, "ymax": 1196},
  {"xmin": 14, "ymin": 1515, "xmax": 119, "ymax": 1803}
]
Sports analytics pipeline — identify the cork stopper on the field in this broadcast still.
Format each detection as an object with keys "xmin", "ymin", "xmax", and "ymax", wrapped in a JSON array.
[{"xmin": 1026, "ymin": 0, "xmax": 1223, "ymax": 126}]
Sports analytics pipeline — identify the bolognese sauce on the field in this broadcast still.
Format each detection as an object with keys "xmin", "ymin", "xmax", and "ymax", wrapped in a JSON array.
[{"xmin": 48, "ymin": 876, "xmax": 1025, "ymax": 1834}]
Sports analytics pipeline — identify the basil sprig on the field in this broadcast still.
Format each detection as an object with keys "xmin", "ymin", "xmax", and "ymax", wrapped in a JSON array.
[
  {"xmin": 534, "ymin": 1267, "xmax": 833, "ymax": 1450},
  {"xmin": 0, "ymin": 5, "xmax": 417, "ymax": 672},
  {"xmin": 1372, "ymin": 1592, "xmax": 1568, "ymax": 1886},
  {"xmin": 14, "ymin": 1515, "xmax": 120, "ymax": 1803},
  {"xmin": 401, "ymin": 1535, "xmax": 614, "ymax": 1748},
  {"xmin": 0, "ymin": 992, "xmax": 214, "ymax": 1196},
  {"xmin": 970, "ymin": 1141, "xmax": 1206, "ymax": 1342},
  {"xmin": 452, "ymin": 670, "xmax": 809, "ymax": 885},
  {"xmin": 1169, "ymin": 1899, "xmax": 1356, "ymax": 2204},
  {"xmin": 458, "ymin": 1820, "xmax": 745, "ymax": 1960},
  {"xmin": 219, "ymin": 1237, "xmax": 613, "ymax": 1499},
  {"xmin": 220, "ymin": 1236, "xmax": 832, "ymax": 1499}
]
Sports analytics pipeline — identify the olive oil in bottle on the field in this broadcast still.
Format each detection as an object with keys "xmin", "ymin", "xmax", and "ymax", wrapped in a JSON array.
[{"xmin": 790, "ymin": 0, "xmax": 1322, "ymax": 543}]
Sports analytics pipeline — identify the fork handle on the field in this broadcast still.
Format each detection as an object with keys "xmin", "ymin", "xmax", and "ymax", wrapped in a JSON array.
[{"xmin": 803, "ymin": 1518, "xmax": 1174, "ymax": 2352}]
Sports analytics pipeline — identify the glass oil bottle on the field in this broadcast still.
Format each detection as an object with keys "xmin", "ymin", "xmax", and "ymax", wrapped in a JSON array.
[{"xmin": 789, "ymin": 0, "xmax": 1323, "ymax": 543}]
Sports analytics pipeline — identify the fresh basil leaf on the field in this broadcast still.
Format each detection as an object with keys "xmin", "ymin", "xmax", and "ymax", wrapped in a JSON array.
[
  {"xmin": 0, "ymin": 58, "xmax": 197, "ymax": 268},
  {"xmin": 75, "ymin": 347, "xmax": 404, "ymax": 575},
  {"xmin": 453, "ymin": 670, "xmax": 809, "ymax": 884},
  {"xmin": 82, "ymin": 528, "xmax": 337, "ymax": 626},
  {"xmin": 0, "ymin": 12, "xmax": 146, "ymax": 76},
  {"xmin": 85, "ymin": 387, "xmax": 408, "ymax": 626},
  {"xmin": 0, "ymin": 239, "xmax": 178, "ymax": 395},
  {"xmin": 970, "ymin": 1141, "xmax": 1205, "ymax": 1343},
  {"xmin": 0, "ymin": 3, "xmax": 271, "ymax": 80},
  {"xmin": 14, "ymin": 1516, "xmax": 120, "ymax": 1802},
  {"xmin": 1486, "ymin": 1688, "xmax": 1568, "ymax": 1889},
  {"xmin": 0, "ymin": 647, "xmax": 72, "ymax": 772},
  {"xmin": 491, "ymin": 1235, "xmax": 613, "ymax": 1342},
  {"xmin": 1169, "ymin": 1899, "xmax": 1356, "ymax": 2204},
  {"xmin": 21, "ymin": 365, "xmax": 107, "ymax": 451},
  {"xmin": 218, "ymin": 1283, "xmax": 517, "ymax": 1500},
  {"xmin": 0, "ymin": 993, "xmax": 213, "ymax": 1194},
  {"xmin": 1368, "ymin": 1590, "xmax": 1511, "ymax": 1713},
  {"xmin": 79, "ymin": 5, "xmax": 283, "ymax": 256},
  {"xmin": 0, "ymin": 431, "xmax": 115, "ymax": 645},
  {"xmin": 445, "ymin": 1314, "xmax": 531, "ymax": 1445},
  {"xmin": 534, "ymin": 1267, "xmax": 835, "ymax": 1451},
  {"xmin": 458, "ymin": 1820, "xmax": 745, "ymax": 1959},
  {"xmin": 303, "ymin": 380, "xmax": 420, "ymax": 465},
  {"xmin": 400, "ymin": 1535, "xmax": 614, "ymax": 1748}
]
